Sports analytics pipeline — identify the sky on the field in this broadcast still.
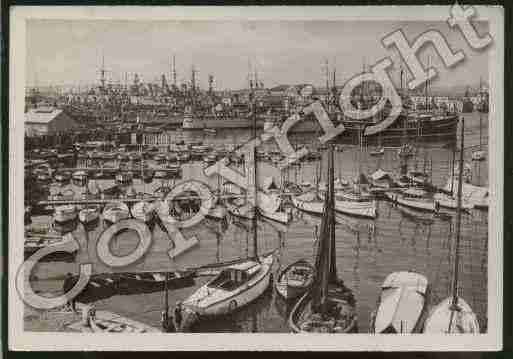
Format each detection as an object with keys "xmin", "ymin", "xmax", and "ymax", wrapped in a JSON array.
[{"xmin": 26, "ymin": 19, "xmax": 491, "ymax": 90}]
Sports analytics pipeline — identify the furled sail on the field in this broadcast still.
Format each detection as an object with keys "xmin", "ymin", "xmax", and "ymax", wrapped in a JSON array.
[{"xmin": 311, "ymin": 145, "xmax": 337, "ymax": 314}]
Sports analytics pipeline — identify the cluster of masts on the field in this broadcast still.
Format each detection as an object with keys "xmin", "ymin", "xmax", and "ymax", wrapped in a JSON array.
[{"xmin": 94, "ymin": 55, "xmax": 216, "ymax": 96}]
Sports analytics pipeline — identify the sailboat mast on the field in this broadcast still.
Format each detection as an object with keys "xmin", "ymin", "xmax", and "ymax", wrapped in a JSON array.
[
  {"xmin": 250, "ymin": 83, "xmax": 259, "ymax": 263},
  {"xmin": 450, "ymin": 117, "xmax": 465, "ymax": 310},
  {"xmin": 479, "ymin": 79, "xmax": 483, "ymax": 151},
  {"xmin": 327, "ymin": 144, "xmax": 337, "ymax": 283},
  {"xmin": 164, "ymin": 271, "xmax": 169, "ymax": 326},
  {"xmin": 450, "ymin": 146, "xmax": 455, "ymax": 196}
]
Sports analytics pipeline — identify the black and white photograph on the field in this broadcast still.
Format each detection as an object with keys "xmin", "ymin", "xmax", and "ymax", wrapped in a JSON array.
[{"xmin": 9, "ymin": 5, "xmax": 504, "ymax": 351}]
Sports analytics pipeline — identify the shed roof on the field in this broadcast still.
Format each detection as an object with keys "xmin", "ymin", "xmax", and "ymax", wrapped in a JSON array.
[{"xmin": 25, "ymin": 108, "xmax": 63, "ymax": 124}]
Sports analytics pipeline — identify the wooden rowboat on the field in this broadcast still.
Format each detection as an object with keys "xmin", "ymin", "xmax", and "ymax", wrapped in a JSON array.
[
  {"xmin": 275, "ymin": 259, "xmax": 314, "ymax": 301},
  {"xmin": 131, "ymin": 201, "xmax": 156, "ymax": 223},
  {"xmin": 103, "ymin": 201, "xmax": 130, "ymax": 225},
  {"xmin": 87, "ymin": 310, "xmax": 160, "ymax": 333},
  {"xmin": 53, "ymin": 204, "xmax": 78, "ymax": 223}
]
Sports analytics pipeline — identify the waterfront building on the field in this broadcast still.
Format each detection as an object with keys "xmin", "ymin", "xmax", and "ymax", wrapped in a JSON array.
[{"xmin": 24, "ymin": 107, "xmax": 79, "ymax": 136}]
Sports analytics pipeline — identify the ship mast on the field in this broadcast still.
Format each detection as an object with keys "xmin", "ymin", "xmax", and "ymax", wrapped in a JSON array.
[
  {"xmin": 425, "ymin": 55, "xmax": 430, "ymax": 111},
  {"xmin": 448, "ymin": 117, "xmax": 465, "ymax": 329},
  {"xmin": 173, "ymin": 55, "xmax": 177, "ymax": 88},
  {"xmin": 479, "ymin": 77, "xmax": 483, "ymax": 150},
  {"xmin": 100, "ymin": 55, "xmax": 106, "ymax": 92},
  {"xmin": 249, "ymin": 74, "xmax": 259, "ymax": 263},
  {"xmin": 325, "ymin": 58, "xmax": 330, "ymax": 112}
]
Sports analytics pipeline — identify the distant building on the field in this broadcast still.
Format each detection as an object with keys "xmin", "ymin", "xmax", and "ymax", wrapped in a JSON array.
[{"xmin": 25, "ymin": 107, "xmax": 79, "ymax": 136}]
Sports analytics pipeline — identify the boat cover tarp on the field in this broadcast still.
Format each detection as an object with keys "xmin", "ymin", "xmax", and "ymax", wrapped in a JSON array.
[
  {"xmin": 382, "ymin": 271, "xmax": 428, "ymax": 293},
  {"xmin": 374, "ymin": 271, "xmax": 428, "ymax": 333}
]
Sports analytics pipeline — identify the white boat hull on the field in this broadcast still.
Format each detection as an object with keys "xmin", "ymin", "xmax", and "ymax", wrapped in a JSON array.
[
  {"xmin": 131, "ymin": 201, "xmax": 156, "ymax": 223},
  {"xmin": 385, "ymin": 191, "xmax": 437, "ymax": 212},
  {"xmin": 372, "ymin": 271, "xmax": 428, "ymax": 333},
  {"xmin": 103, "ymin": 202, "xmax": 131, "ymax": 224},
  {"xmin": 53, "ymin": 205, "xmax": 78, "ymax": 223},
  {"xmin": 79, "ymin": 209, "xmax": 99, "ymax": 224},
  {"xmin": 292, "ymin": 195, "xmax": 376, "ymax": 219},
  {"xmin": 207, "ymin": 204, "xmax": 227, "ymax": 220},
  {"xmin": 184, "ymin": 254, "xmax": 273, "ymax": 317},
  {"xmin": 434, "ymin": 193, "xmax": 473, "ymax": 210},
  {"xmin": 423, "ymin": 297, "xmax": 480, "ymax": 333},
  {"xmin": 260, "ymin": 210, "xmax": 292, "ymax": 224}
]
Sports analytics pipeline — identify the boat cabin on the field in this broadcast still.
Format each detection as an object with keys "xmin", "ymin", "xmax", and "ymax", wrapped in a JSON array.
[
  {"xmin": 402, "ymin": 188, "xmax": 429, "ymax": 199},
  {"xmin": 207, "ymin": 261, "xmax": 260, "ymax": 291}
]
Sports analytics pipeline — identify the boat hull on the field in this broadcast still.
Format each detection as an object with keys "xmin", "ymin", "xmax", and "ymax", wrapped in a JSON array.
[
  {"xmin": 385, "ymin": 191, "xmax": 437, "ymax": 212},
  {"xmin": 275, "ymin": 260, "xmax": 314, "ymax": 301},
  {"xmin": 371, "ymin": 271, "xmax": 429, "ymax": 334},
  {"xmin": 423, "ymin": 297, "xmax": 480, "ymax": 333},
  {"xmin": 289, "ymin": 289, "xmax": 358, "ymax": 333},
  {"xmin": 292, "ymin": 195, "xmax": 376, "ymax": 219},
  {"xmin": 184, "ymin": 254, "xmax": 273, "ymax": 317}
]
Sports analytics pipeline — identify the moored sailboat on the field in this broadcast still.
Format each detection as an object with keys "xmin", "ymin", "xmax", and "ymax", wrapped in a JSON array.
[
  {"xmin": 423, "ymin": 118, "xmax": 480, "ymax": 334},
  {"xmin": 293, "ymin": 191, "xmax": 376, "ymax": 219},
  {"xmin": 289, "ymin": 144, "xmax": 357, "ymax": 333}
]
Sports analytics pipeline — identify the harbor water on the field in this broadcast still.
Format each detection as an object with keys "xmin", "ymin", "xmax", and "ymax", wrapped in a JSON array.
[{"xmin": 27, "ymin": 112, "xmax": 488, "ymax": 333}]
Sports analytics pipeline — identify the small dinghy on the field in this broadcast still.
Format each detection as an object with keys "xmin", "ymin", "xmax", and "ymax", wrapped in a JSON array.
[
  {"xmin": 72, "ymin": 170, "xmax": 88, "ymax": 187},
  {"xmin": 53, "ymin": 204, "xmax": 78, "ymax": 223},
  {"xmin": 471, "ymin": 149, "xmax": 486, "ymax": 161},
  {"xmin": 115, "ymin": 171, "xmax": 133, "ymax": 186},
  {"xmin": 103, "ymin": 201, "xmax": 130, "ymax": 225},
  {"xmin": 154, "ymin": 170, "xmax": 168, "ymax": 179},
  {"xmin": 183, "ymin": 253, "xmax": 274, "ymax": 317},
  {"xmin": 54, "ymin": 171, "xmax": 71, "ymax": 185},
  {"xmin": 142, "ymin": 169, "xmax": 155, "ymax": 184},
  {"xmin": 207, "ymin": 203, "xmax": 227, "ymax": 220},
  {"xmin": 275, "ymin": 259, "xmax": 314, "ymax": 301},
  {"xmin": 24, "ymin": 232, "xmax": 76, "ymax": 259},
  {"xmin": 85, "ymin": 308, "xmax": 160, "ymax": 333},
  {"xmin": 119, "ymin": 270, "xmax": 195, "ymax": 292},
  {"xmin": 153, "ymin": 153, "xmax": 166, "ymax": 163},
  {"xmin": 370, "ymin": 147, "xmax": 385, "ymax": 156},
  {"xmin": 131, "ymin": 201, "xmax": 156, "ymax": 223},
  {"xmin": 370, "ymin": 271, "xmax": 429, "ymax": 333},
  {"xmin": 79, "ymin": 206, "xmax": 100, "ymax": 226},
  {"xmin": 398, "ymin": 143, "xmax": 416, "ymax": 158}
]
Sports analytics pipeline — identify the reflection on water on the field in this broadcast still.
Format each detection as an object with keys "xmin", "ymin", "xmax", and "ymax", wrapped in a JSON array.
[{"xmin": 29, "ymin": 113, "xmax": 488, "ymax": 333}]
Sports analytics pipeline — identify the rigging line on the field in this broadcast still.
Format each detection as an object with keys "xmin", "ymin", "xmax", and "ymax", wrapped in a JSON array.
[
  {"xmin": 432, "ymin": 219, "xmax": 452, "ymax": 301},
  {"xmin": 467, "ymin": 216, "xmax": 478, "ymax": 313}
]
